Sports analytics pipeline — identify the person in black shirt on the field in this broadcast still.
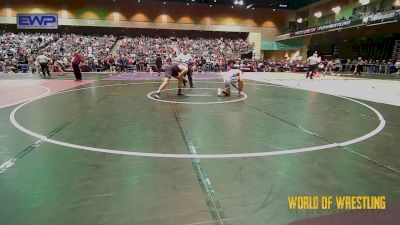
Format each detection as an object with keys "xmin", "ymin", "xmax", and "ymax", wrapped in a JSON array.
[
  {"xmin": 355, "ymin": 57, "xmax": 364, "ymax": 76},
  {"xmin": 155, "ymin": 54, "xmax": 162, "ymax": 76}
]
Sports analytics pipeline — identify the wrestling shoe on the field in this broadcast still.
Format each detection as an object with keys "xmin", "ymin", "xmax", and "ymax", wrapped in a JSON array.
[
  {"xmin": 154, "ymin": 92, "xmax": 161, "ymax": 99},
  {"xmin": 217, "ymin": 88, "xmax": 223, "ymax": 97}
]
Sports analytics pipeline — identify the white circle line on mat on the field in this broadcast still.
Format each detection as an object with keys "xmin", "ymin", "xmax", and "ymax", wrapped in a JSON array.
[
  {"xmin": 147, "ymin": 88, "xmax": 247, "ymax": 104},
  {"xmin": 9, "ymin": 81, "xmax": 386, "ymax": 159}
]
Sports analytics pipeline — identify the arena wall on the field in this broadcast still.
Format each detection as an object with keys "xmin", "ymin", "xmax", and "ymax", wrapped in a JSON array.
[{"xmin": 0, "ymin": 0, "xmax": 295, "ymax": 40}]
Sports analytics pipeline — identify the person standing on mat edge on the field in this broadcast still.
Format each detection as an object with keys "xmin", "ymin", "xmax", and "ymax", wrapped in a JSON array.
[
  {"xmin": 155, "ymin": 54, "xmax": 163, "ymax": 76},
  {"xmin": 154, "ymin": 63, "xmax": 188, "ymax": 99},
  {"xmin": 355, "ymin": 57, "xmax": 364, "ymax": 76},
  {"xmin": 306, "ymin": 52, "xmax": 319, "ymax": 79},
  {"xmin": 36, "ymin": 52, "xmax": 51, "ymax": 78},
  {"xmin": 72, "ymin": 51, "xmax": 84, "ymax": 81},
  {"xmin": 177, "ymin": 49, "xmax": 194, "ymax": 88}
]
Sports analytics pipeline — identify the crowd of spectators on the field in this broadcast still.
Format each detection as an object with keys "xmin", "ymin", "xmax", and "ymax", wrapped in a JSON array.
[
  {"xmin": 116, "ymin": 36, "xmax": 176, "ymax": 72},
  {"xmin": 115, "ymin": 36, "xmax": 253, "ymax": 72},
  {"xmin": 0, "ymin": 32, "xmax": 117, "ymax": 73},
  {"xmin": 1, "ymin": 31, "xmax": 400, "ymax": 76},
  {"xmin": 175, "ymin": 37, "xmax": 253, "ymax": 59},
  {"xmin": 0, "ymin": 32, "xmax": 57, "ymax": 73},
  {"xmin": 0, "ymin": 32, "xmax": 254, "ymax": 74},
  {"xmin": 240, "ymin": 57, "xmax": 400, "ymax": 75},
  {"xmin": 44, "ymin": 34, "xmax": 117, "ymax": 73},
  {"xmin": 339, "ymin": 58, "xmax": 400, "ymax": 75}
]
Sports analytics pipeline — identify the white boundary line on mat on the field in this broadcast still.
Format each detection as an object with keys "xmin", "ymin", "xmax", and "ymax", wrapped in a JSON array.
[
  {"xmin": 9, "ymin": 81, "xmax": 386, "ymax": 159},
  {"xmin": 147, "ymin": 88, "xmax": 247, "ymax": 104}
]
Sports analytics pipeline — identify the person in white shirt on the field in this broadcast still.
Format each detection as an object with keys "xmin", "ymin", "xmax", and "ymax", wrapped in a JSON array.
[
  {"xmin": 88, "ymin": 45, "xmax": 93, "ymax": 55},
  {"xmin": 394, "ymin": 59, "xmax": 400, "ymax": 75},
  {"xmin": 36, "ymin": 52, "xmax": 51, "ymax": 78},
  {"xmin": 355, "ymin": 57, "xmax": 364, "ymax": 76},
  {"xmin": 306, "ymin": 53, "xmax": 318, "ymax": 79},
  {"xmin": 324, "ymin": 59, "xmax": 334, "ymax": 76},
  {"xmin": 334, "ymin": 58, "xmax": 342, "ymax": 75},
  {"xmin": 177, "ymin": 50, "xmax": 192, "ymax": 63},
  {"xmin": 176, "ymin": 49, "xmax": 194, "ymax": 88}
]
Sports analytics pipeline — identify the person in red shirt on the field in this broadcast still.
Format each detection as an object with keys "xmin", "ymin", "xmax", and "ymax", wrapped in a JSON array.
[{"xmin": 72, "ymin": 52, "xmax": 84, "ymax": 81}]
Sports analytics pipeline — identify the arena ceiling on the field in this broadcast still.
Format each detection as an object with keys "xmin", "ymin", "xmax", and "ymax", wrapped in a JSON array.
[{"xmin": 157, "ymin": 0, "xmax": 321, "ymax": 9}]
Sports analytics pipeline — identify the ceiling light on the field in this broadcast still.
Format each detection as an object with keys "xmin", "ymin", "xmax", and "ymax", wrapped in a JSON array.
[
  {"xmin": 234, "ymin": 0, "xmax": 244, "ymax": 6},
  {"xmin": 246, "ymin": 3, "xmax": 254, "ymax": 9},
  {"xmin": 332, "ymin": 6, "xmax": 341, "ymax": 14},
  {"xmin": 314, "ymin": 11, "xmax": 322, "ymax": 18},
  {"xmin": 359, "ymin": 0, "xmax": 370, "ymax": 5}
]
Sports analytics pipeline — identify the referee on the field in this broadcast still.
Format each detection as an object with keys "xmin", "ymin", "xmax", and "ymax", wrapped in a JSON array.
[
  {"xmin": 306, "ymin": 52, "xmax": 318, "ymax": 79},
  {"xmin": 36, "ymin": 52, "xmax": 51, "ymax": 78},
  {"xmin": 177, "ymin": 49, "xmax": 194, "ymax": 88}
]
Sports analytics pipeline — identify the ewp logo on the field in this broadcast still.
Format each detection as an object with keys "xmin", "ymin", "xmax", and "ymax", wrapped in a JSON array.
[{"xmin": 17, "ymin": 14, "xmax": 58, "ymax": 29}]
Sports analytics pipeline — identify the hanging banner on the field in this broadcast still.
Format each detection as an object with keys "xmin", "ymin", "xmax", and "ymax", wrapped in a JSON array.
[
  {"xmin": 17, "ymin": 14, "xmax": 58, "ymax": 29},
  {"xmin": 290, "ymin": 19, "xmax": 362, "ymax": 37}
]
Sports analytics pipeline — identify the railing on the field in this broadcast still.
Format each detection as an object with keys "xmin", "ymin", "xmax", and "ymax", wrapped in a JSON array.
[
  {"xmin": 253, "ymin": 63, "xmax": 400, "ymax": 74},
  {"xmin": 339, "ymin": 63, "xmax": 400, "ymax": 74}
]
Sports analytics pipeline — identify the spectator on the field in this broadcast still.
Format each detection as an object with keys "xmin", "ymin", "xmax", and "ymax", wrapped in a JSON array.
[
  {"xmin": 334, "ymin": 58, "xmax": 341, "ymax": 75},
  {"xmin": 355, "ymin": 57, "xmax": 364, "ymax": 76},
  {"xmin": 395, "ymin": 59, "xmax": 400, "ymax": 75}
]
